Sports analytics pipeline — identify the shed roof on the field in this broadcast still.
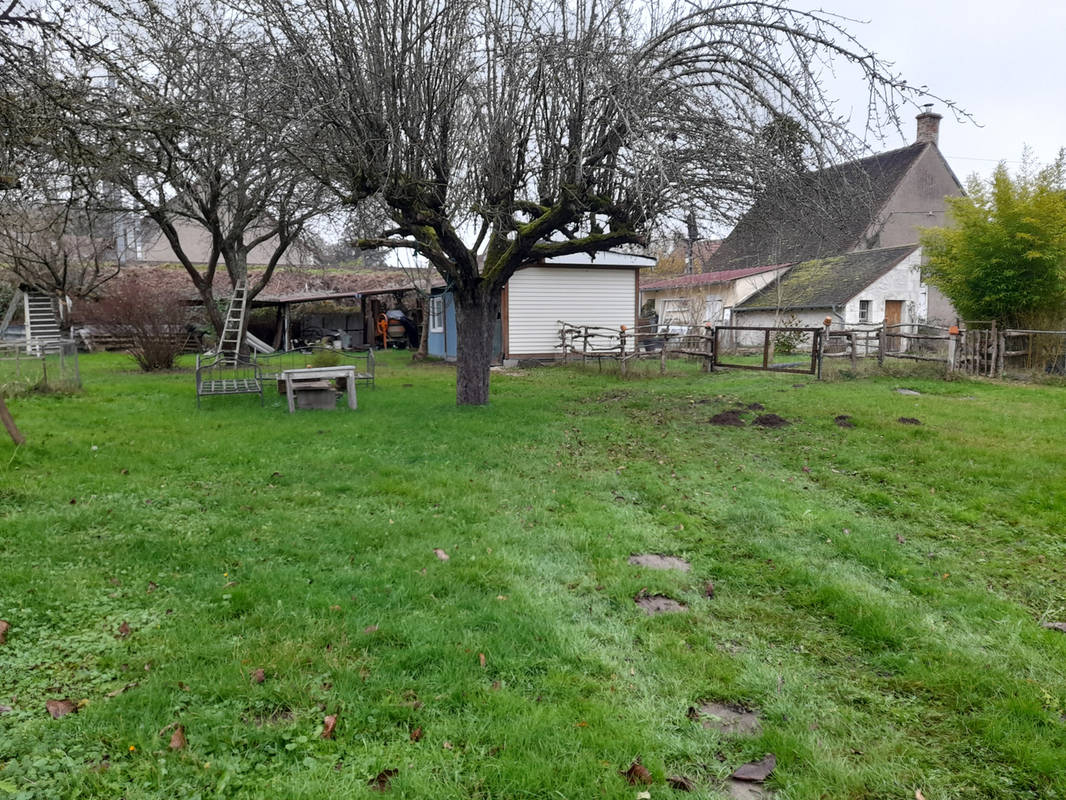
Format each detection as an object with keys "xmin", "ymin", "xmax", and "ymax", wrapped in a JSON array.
[
  {"xmin": 707, "ymin": 143, "xmax": 931, "ymax": 271},
  {"xmin": 735, "ymin": 245, "xmax": 919, "ymax": 311},
  {"xmin": 641, "ymin": 263, "xmax": 789, "ymax": 291}
]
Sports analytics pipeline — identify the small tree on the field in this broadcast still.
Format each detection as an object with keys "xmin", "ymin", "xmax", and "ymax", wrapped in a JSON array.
[
  {"xmin": 921, "ymin": 151, "xmax": 1066, "ymax": 327},
  {"xmin": 79, "ymin": 278, "xmax": 193, "ymax": 371}
]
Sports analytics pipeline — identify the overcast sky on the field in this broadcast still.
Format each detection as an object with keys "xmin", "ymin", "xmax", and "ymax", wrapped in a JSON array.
[{"xmin": 819, "ymin": 0, "xmax": 1066, "ymax": 182}]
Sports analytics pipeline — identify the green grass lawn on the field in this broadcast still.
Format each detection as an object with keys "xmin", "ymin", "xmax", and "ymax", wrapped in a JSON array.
[{"xmin": 1, "ymin": 352, "xmax": 1064, "ymax": 799}]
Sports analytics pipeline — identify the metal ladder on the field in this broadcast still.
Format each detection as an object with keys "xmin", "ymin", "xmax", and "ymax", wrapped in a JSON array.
[{"xmin": 217, "ymin": 279, "xmax": 248, "ymax": 363}]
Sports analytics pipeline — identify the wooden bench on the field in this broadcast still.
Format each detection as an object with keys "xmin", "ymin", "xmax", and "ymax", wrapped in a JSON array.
[
  {"xmin": 258, "ymin": 346, "xmax": 375, "ymax": 391},
  {"xmin": 195, "ymin": 353, "xmax": 263, "ymax": 408}
]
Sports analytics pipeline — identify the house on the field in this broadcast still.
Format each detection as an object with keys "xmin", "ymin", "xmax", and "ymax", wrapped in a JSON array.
[
  {"xmin": 732, "ymin": 244, "xmax": 925, "ymax": 342},
  {"xmin": 133, "ymin": 217, "xmax": 311, "ymax": 268},
  {"xmin": 640, "ymin": 263, "xmax": 791, "ymax": 330},
  {"xmin": 428, "ymin": 251, "xmax": 655, "ymax": 362},
  {"xmin": 705, "ymin": 106, "xmax": 963, "ymax": 326}
]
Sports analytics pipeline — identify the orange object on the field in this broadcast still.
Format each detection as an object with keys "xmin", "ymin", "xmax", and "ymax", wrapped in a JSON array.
[
  {"xmin": 948, "ymin": 325, "xmax": 960, "ymax": 335},
  {"xmin": 376, "ymin": 314, "xmax": 389, "ymax": 348}
]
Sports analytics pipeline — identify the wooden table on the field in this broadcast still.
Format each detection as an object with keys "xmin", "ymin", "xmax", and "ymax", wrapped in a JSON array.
[{"xmin": 282, "ymin": 366, "xmax": 358, "ymax": 413}]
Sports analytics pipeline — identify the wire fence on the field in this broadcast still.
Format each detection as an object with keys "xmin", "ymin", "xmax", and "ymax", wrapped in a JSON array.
[{"xmin": 0, "ymin": 340, "xmax": 81, "ymax": 395}]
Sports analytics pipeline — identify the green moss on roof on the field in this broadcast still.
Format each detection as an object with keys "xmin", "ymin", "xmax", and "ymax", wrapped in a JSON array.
[{"xmin": 736, "ymin": 245, "xmax": 918, "ymax": 310}]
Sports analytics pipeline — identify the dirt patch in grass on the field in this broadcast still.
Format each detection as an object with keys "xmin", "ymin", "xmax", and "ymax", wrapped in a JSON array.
[
  {"xmin": 753, "ymin": 414, "xmax": 789, "ymax": 428},
  {"xmin": 691, "ymin": 702, "xmax": 762, "ymax": 736},
  {"xmin": 898, "ymin": 417, "xmax": 922, "ymax": 425},
  {"xmin": 709, "ymin": 410, "xmax": 746, "ymax": 427},
  {"xmin": 727, "ymin": 779, "xmax": 771, "ymax": 799},
  {"xmin": 634, "ymin": 592, "xmax": 687, "ymax": 615},
  {"xmin": 834, "ymin": 415, "xmax": 854, "ymax": 428},
  {"xmin": 746, "ymin": 403, "xmax": 765, "ymax": 411},
  {"xmin": 628, "ymin": 554, "xmax": 691, "ymax": 572}
]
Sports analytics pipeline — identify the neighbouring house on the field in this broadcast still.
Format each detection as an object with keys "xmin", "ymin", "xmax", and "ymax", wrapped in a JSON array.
[
  {"xmin": 640, "ymin": 263, "xmax": 792, "ymax": 331},
  {"xmin": 732, "ymin": 244, "xmax": 925, "ymax": 345},
  {"xmin": 428, "ymin": 251, "xmax": 655, "ymax": 363},
  {"xmin": 133, "ymin": 217, "xmax": 312, "ymax": 268},
  {"xmin": 705, "ymin": 106, "xmax": 963, "ymax": 327}
]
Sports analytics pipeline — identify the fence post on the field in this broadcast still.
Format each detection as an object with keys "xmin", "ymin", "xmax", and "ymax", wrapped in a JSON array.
[
  {"xmin": 996, "ymin": 329, "xmax": 1006, "ymax": 378},
  {"xmin": 947, "ymin": 324, "xmax": 959, "ymax": 375},
  {"xmin": 582, "ymin": 326, "xmax": 588, "ymax": 367},
  {"xmin": 703, "ymin": 324, "xmax": 713, "ymax": 372},
  {"xmin": 989, "ymin": 321, "xmax": 998, "ymax": 377},
  {"xmin": 762, "ymin": 329, "xmax": 771, "ymax": 369},
  {"xmin": 878, "ymin": 325, "xmax": 886, "ymax": 367},
  {"xmin": 818, "ymin": 318, "xmax": 830, "ymax": 380},
  {"xmin": 659, "ymin": 332, "xmax": 667, "ymax": 374},
  {"xmin": 848, "ymin": 332, "xmax": 857, "ymax": 371},
  {"xmin": 619, "ymin": 326, "xmax": 627, "ymax": 376}
]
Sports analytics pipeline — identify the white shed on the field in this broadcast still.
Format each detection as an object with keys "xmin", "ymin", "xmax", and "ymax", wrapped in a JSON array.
[{"xmin": 502, "ymin": 251, "xmax": 654, "ymax": 359}]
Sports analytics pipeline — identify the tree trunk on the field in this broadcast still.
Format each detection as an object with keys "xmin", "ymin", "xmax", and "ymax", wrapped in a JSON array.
[
  {"xmin": 454, "ymin": 287, "xmax": 500, "ymax": 406},
  {"xmin": 0, "ymin": 396, "xmax": 25, "ymax": 445}
]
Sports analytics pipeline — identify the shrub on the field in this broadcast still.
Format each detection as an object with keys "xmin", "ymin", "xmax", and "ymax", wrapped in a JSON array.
[
  {"xmin": 773, "ymin": 313, "xmax": 806, "ymax": 353},
  {"xmin": 79, "ymin": 278, "xmax": 194, "ymax": 371}
]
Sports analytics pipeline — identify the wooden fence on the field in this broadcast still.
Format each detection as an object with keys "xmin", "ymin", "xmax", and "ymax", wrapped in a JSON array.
[{"xmin": 557, "ymin": 320, "xmax": 1066, "ymax": 381}]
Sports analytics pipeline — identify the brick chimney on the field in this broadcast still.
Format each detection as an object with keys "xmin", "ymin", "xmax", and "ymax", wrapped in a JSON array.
[{"xmin": 916, "ymin": 104, "xmax": 942, "ymax": 145}]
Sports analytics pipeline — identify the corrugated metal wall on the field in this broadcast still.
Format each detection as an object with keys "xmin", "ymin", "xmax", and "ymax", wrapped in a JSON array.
[{"xmin": 507, "ymin": 267, "xmax": 635, "ymax": 355}]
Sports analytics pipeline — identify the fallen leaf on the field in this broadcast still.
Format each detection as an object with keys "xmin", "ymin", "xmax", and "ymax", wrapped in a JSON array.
[
  {"xmin": 169, "ymin": 725, "xmax": 187, "ymax": 750},
  {"xmin": 177, "ymin": 682, "xmax": 190, "ymax": 691},
  {"xmin": 369, "ymin": 768, "xmax": 398, "ymax": 792},
  {"xmin": 146, "ymin": 581, "xmax": 158, "ymax": 593},
  {"xmin": 321, "ymin": 714, "xmax": 337, "ymax": 739},
  {"xmin": 667, "ymin": 775, "xmax": 695, "ymax": 791},
  {"xmin": 46, "ymin": 699, "xmax": 77, "ymax": 719},
  {"xmin": 1042, "ymin": 622, "xmax": 1066, "ymax": 634},
  {"xmin": 106, "ymin": 682, "xmax": 139, "ymax": 698},
  {"xmin": 433, "ymin": 548, "xmax": 450, "ymax": 561},
  {"xmin": 364, "ymin": 625, "xmax": 378, "ymax": 634},
  {"xmin": 410, "ymin": 726, "xmax": 423, "ymax": 742},
  {"xmin": 637, "ymin": 793, "xmax": 652, "ymax": 800},
  {"xmin": 478, "ymin": 652, "xmax": 486, "ymax": 668},
  {"xmin": 0, "ymin": 619, "xmax": 9, "ymax": 645},
  {"xmin": 915, "ymin": 791, "xmax": 927, "ymax": 800},
  {"xmin": 731, "ymin": 753, "xmax": 776, "ymax": 782},
  {"xmin": 442, "ymin": 740, "xmax": 453, "ymax": 750},
  {"xmin": 621, "ymin": 760, "xmax": 653, "ymax": 785},
  {"xmin": 703, "ymin": 581, "xmax": 715, "ymax": 599},
  {"xmin": 117, "ymin": 621, "xmax": 131, "ymax": 639},
  {"xmin": 896, "ymin": 534, "xmax": 907, "ymax": 544},
  {"xmin": 250, "ymin": 668, "xmax": 265, "ymax": 684},
  {"xmin": 0, "ymin": 705, "xmax": 11, "ymax": 714}
]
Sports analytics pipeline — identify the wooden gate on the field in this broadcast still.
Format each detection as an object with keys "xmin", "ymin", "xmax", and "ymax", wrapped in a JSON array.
[
  {"xmin": 712, "ymin": 326, "xmax": 824, "ymax": 375},
  {"xmin": 956, "ymin": 324, "xmax": 999, "ymax": 376}
]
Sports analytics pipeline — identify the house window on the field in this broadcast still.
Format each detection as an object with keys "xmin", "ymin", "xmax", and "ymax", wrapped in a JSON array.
[
  {"xmin": 660, "ymin": 298, "xmax": 690, "ymax": 325},
  {"xmin": 705, "ymin": 296, "xmax": 723, "ymax": 324},
  {"xmin": 429, "ymin": 296, "xmax": 444, "ymax": 332},
  {"xmin": 858, "ymin": 300, "xmax": 871, "ymax": 323}
]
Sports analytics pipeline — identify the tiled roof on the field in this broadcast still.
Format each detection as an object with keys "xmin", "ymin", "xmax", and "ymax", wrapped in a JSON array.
[
  {"xmin": 641, "ymin": 263, "xmax": 790, "ymax": 291},
  {"xmin": 735, "ymin": 245, "xmax": 918, "ymax": 310},
  {"xmin": 94, "ymin": 265, "xmax": 425, "ymax": 302},
  {"xmin": 707, "ymin": 143, "xmax": 930, "ymax": 271}
]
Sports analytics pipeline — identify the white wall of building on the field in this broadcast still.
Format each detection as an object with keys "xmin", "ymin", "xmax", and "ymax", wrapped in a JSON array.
[
  {"xmin": 507, "ymin": 267, "xmax": 637, "ymax": 356},
  {"xmin": 839, "ymin": 248, "xmax": 926, "ymax": 327}
]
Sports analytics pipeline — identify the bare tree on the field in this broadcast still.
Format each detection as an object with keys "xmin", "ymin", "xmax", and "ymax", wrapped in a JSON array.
[
  {"xmin": 69, "ymin": 0, "xmax": 332, "ymax": 336},
  {"xmin": 253, "ymin": 0, "xmax": 956, "ymax": 404}
]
